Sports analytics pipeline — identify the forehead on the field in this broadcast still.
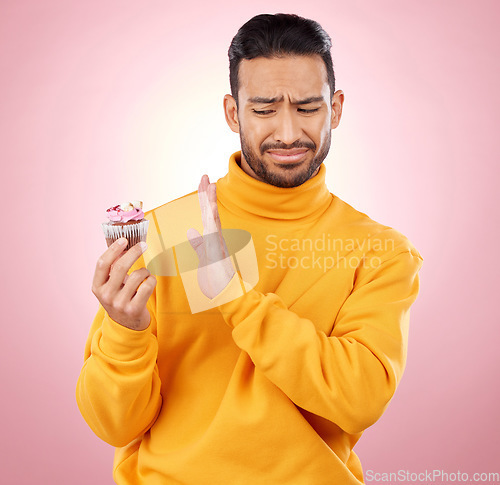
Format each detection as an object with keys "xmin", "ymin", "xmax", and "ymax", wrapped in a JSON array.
[{"xmin": 238, "ymin": 55, "xmax": 329, "ymax": 100}]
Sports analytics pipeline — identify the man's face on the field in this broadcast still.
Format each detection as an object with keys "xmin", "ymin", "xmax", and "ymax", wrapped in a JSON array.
[{"xmin": 226, "ymin": 55, "xmax": 340, "ymax": 188}]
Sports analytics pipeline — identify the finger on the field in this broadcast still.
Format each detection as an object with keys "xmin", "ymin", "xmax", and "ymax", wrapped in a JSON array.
[
  {"xmin": 130, "ymin": 274, "xmax": 157, "ymax": 311},
  {"xmin": 116, "ymin": 267, "xmax": 152, "ymax": 302},
  {"xmin": 198, "ymin": 174, "xmax": 209, "ymax": 220},
  {"xmin": 93, "ymin": 238, "xmax": 128, "ymax": 289},
  {"xmin": 198, "ymin": 175, "xmax": 210, "ymax": 230},
  {"xmin": 198, "ymin": 178, "xmax": 217, "ymax": 235},
  {"xmin": 107, "ymin": 241, "xmax": 148, "ymax": 290},
  {"xmin": 199, "ymin": 174, "xmax": 209, "ymax": 191},
  {"xmin": 206, "ymin": 182, "xmax": 230, "ymax": 258},
  {"xmin": 208, "ymin": 183, "xmax": 222, "ymax": 233}
]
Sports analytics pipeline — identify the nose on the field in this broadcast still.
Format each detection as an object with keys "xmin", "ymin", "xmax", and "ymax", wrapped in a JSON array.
[{"xmin": 273, "ymin": 107, "xmax": 302, "ymax": 145}]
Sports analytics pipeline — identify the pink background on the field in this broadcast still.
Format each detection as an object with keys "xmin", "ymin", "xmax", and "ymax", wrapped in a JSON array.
[{"xmin": 1, "ymin": 0, "xmax": 499, "ymax": 483}]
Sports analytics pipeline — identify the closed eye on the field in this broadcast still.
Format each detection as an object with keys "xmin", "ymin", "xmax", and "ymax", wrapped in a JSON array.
[
  {"xmin": 252, "ymin": 107, "xmax": 320, "ymax": 115},
  {"xmin": 253, "ymin": 109, "xmax": 275, "ymax": 115}
]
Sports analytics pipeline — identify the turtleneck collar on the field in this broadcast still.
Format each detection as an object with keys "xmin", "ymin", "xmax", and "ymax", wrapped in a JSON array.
[{"xmin": 216, "ymin": 151, "xmax": 332, "ymax": 221}]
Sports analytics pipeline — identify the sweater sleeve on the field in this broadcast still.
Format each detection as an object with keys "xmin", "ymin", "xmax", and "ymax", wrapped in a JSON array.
[
  {"xmin": 76, "ymin": 257, "xmax": 162, "ymax": 447},
  {"xmin": 218, "ymin": 247, "xmax": 423, "ymax": 435}
]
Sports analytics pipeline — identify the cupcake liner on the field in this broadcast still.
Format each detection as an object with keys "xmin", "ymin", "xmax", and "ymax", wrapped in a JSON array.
[{"xmin": 102, "ymin": 219, "xmax": 149, "ymax": 251}]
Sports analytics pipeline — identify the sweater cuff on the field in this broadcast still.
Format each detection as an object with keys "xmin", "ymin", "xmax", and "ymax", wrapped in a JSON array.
[
  {"xmin": 217, "ymin": 284, "xmax": 264, "ymax": 329},
  {"xmin": 99, "ymin": 313, "xmax": 152, "ymax": 361}
]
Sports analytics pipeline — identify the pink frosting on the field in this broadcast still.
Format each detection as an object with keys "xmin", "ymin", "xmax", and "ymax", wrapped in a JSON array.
[{"xmin": 106, "ymin": 204, "xmax": 144, "ymax": 222}]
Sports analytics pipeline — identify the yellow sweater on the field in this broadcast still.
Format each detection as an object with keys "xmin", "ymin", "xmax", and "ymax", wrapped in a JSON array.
[{"xmin": 77, "ymin": 151, "xmax": 423, "ymax": 484}]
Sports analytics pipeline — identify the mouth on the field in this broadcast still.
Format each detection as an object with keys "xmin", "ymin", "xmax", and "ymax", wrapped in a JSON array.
[{"xmin": 266, "ymin": 148, "xmax": 309, "ymax": 163}]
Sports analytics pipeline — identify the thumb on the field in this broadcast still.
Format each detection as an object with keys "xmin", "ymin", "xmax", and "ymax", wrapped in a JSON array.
[{"xmin": 187, "ymin": 228, "xmax": 204, "ymax": 257}]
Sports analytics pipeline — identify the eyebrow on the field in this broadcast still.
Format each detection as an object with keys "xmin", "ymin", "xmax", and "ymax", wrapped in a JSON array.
[{"xmin": 248, "ymin": 95, "xmax": 325, "ymax": 105}]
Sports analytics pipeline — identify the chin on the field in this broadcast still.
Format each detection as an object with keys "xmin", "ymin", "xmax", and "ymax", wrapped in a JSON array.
[{"xmin": 265, "ymin": 166, "xmax": 318, "ymax": 188}]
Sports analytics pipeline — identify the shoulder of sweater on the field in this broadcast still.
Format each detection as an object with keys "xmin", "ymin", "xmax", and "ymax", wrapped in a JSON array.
[
  {"xmin": 329, "ymin": 194, "xmax": 423, "ymax": 262},
  {"xmin": 145, "ymin": 189, "xmax": 198, "ymax": 216}
]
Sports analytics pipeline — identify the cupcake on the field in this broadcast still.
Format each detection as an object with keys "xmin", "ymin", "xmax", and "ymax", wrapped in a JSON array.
[{"xmin": 101, "ymin": 201, "xmax": 149, "ymax": 251}]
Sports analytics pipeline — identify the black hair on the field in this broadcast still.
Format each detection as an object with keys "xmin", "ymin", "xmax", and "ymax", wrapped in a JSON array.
[{"xmin": 228, "ymin": 13, "xmax": 335, "ymax": 106}]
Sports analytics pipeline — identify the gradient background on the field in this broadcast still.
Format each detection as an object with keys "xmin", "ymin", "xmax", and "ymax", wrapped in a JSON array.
[{"xmin": 1, "ymin": 0, "xmax": 499, "ymax": 483}]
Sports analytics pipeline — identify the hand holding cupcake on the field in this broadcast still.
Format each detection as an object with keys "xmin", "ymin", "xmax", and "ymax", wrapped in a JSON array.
[{"xmin": 94, "ymin": 200, "xmax": 155, "ymax": 330}]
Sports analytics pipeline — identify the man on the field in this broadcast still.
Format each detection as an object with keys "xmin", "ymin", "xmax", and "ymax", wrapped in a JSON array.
[{"xmin": 77, "ymin": 13, "xmax": 423, "ymax": 484}]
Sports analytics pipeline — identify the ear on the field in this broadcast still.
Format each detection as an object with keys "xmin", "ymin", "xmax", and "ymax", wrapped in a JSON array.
[
  {"xmin": 224, "ymin": 94, "xmax": 240, "ymax": 134},
  {"xmin": 330, "ymin": 90, "xmax": 344, "ymax": 130}
]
